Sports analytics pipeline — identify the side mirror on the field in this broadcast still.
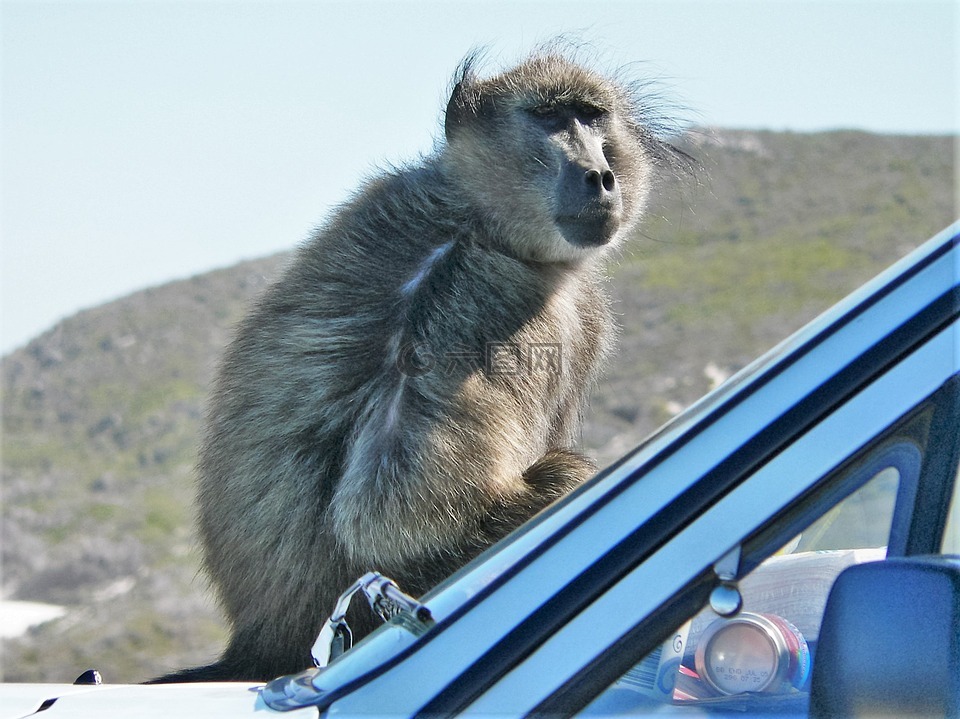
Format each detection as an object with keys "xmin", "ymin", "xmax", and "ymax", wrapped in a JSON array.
[{"xmin": 809, "ymin": 555, "xmax": 960, "ymax": 718}]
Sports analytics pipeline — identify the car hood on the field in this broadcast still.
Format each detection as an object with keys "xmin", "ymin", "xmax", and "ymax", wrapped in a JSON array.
[{"xmin": 1, "ymin": 682, "xmax": 316, "ymax": 719}]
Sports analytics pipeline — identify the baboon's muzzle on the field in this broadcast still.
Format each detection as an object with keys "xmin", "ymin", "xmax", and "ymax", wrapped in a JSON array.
[{"xmin": 555, "ymin": 164, "xmax": 623, "ymax": 247}]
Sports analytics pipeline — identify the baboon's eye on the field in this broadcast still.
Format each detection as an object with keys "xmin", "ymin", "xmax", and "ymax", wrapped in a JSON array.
[
  {"xmin": 529, "ymin": 104, "xmax": 560, "ymax": 119},
  {"xmin": 526, "ymin": 104, "xmax": 567, "ymax": 132},
  {"xmin": 574, "ymin": 102, "xmax": 605, "ymax": 122},
  {"xmin": 527, "ymin": 102, "xmax": 605, "ymax": 127}
]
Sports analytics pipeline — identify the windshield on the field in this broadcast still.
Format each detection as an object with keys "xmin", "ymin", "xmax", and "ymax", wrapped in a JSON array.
[{"xmin": 581, "ymin": 438, "xmax": 924, "ymax": 716}]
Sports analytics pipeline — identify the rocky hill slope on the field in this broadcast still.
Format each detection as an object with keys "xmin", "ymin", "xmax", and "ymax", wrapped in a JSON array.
[{"xmin": 2, "ymin": 128, "xmax": 955, "ymax": 682}]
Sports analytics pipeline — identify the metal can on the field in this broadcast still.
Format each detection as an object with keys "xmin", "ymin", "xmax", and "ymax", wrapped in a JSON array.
[{"xmin": 694, "ymin": 612, "xmax": 810, "ymax": 695}]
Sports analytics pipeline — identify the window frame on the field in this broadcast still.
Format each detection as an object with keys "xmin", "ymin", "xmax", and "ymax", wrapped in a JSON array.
[{"xmin": 289, "ymin": 226, "xmax": 959, "ymax": 718}]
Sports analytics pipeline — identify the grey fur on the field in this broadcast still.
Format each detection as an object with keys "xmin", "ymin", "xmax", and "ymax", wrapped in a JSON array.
[{"xmin": 155, "ymin": 50, "xmax": 681, "ymax": 682}]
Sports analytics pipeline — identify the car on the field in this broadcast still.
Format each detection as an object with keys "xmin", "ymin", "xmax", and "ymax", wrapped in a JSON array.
[{"xmin": 5, "ymin": 221, "xmax": 959, "ymax": 718}]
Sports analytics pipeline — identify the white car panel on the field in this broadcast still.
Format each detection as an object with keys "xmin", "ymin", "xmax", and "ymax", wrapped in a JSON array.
[{"xmin": 2, "ymin": 683, "xmax": 316, "ymax": 719}]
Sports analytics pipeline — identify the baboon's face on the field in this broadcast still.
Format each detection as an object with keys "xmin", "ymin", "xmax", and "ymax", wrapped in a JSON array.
[{"xmin": 444, "ymin": 57, "xmax": 652, "ymax": 263}]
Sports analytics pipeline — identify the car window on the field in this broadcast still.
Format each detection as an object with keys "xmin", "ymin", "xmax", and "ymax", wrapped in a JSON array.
[
  {"xmin": 581, "ymin": 447, "xmax": 909, "ymax": 716},
  {"xmin": 942, "ymin": 465, "xmax": 960, "ymax": 554}
]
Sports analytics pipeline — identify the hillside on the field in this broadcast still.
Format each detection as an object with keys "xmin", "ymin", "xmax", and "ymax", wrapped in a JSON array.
[{"xmin": 2, "ymin": 128, "xmax": 956, "ymax": 682}]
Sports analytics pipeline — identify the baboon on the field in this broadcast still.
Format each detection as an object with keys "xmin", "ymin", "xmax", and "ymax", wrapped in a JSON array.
[{"xmin": 160, "ymin": 49, "xmax": 683, "ymax": 682}]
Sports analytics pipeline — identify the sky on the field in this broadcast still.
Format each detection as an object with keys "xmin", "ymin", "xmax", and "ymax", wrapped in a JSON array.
[{"xmin": 1, "ymin": 0, "xmax": 957, "ymax": 355}]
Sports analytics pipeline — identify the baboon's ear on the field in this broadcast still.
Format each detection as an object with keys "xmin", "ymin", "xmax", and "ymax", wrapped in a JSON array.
[
  {"xmin": 443, "ymin": 77, "xmax": 486, "ymax": 142},
  {"xmin": 445, "ymin": 51, "xmax": 486, "ymax": 143},
  {"xmin": 444, "ymin": 79, "xmax": 472, "ymax": 142}
]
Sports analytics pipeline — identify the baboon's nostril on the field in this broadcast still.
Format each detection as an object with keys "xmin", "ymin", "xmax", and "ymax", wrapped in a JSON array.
[
  {"xmin": 600, "ymin": 169, "xmax": 616, "ymax": 192},
  {"xmin": 585, "ymin": 168, "xmax": 617, "ymax": 193}
]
